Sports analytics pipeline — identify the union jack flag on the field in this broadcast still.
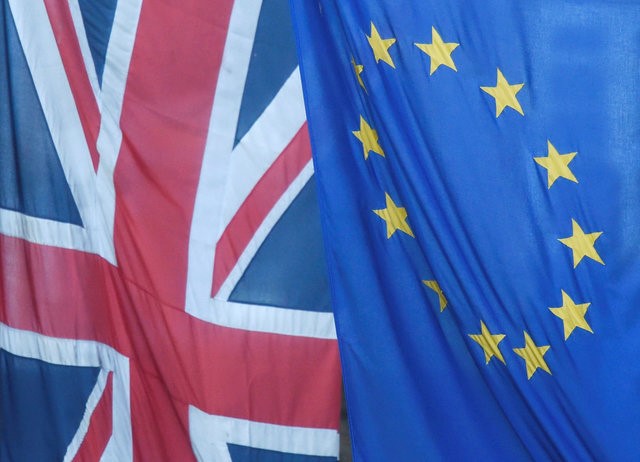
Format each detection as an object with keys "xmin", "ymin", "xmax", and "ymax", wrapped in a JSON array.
[{"xmin": 0, "ymin": 0, "xmax": 340, "ymax": 460}]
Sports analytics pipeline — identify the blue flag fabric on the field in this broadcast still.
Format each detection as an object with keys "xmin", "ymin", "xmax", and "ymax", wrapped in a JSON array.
[{"xmin": 291, "ymin": 1, "xmax": 640, "ymax": 459}]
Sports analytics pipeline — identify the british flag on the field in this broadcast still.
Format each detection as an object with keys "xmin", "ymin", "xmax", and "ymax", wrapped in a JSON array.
[{"xmin": 0, "ymin": 0, "xmax": 341, "ymax": 460}]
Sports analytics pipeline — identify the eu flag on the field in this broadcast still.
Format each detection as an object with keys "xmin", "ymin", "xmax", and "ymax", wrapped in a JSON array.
[{"xmin": 291, "ymin": 0, "xmax": 640, "ymax": 459}]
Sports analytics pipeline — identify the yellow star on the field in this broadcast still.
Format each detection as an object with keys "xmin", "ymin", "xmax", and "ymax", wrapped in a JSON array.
[
  {"xmin": 558, "ymin": 219, "xmax": 604, "ymax": 268},
  {"xmin": 469, "ymin": 321, "xmax": 506, "ymax": 365},
  {"xmin": 351, "ymin": 57, "xmax": 366, "ymax": 92},
  {"xmin": 480, "ymin": 68, "xmax": 525, "ymax": 117},
  {"xmin": 414, "ymin": 27, "xmax": 459, "ymax": 75},
  {"xmin": 367, "ymin": 22, "xmax": 396, "ymax": 68},
  {"xmin": 513, "ymin": 332, "xmax": 551, "ymax": 379},
  {"xmin": 534, "ymin": 141, "xmax": 578, "ymax": 188},
  {"xmin": 422, "ymin": 280, "xmax": 448, "ymax": 311},
  {"xmin": 373, "ymin": 193, "xmax": 414, "ymax": 239},
  {"xmin": 352, "ymin": 115, "xmax": 385, "ymax": 159},
  {"xmin": 549, "ymin": 290, "xmax": 593, "ymax": 340}
]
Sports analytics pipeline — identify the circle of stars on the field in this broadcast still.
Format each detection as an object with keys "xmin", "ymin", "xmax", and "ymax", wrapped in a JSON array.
[{"xmin": 347, "ymin": 18, "xmax": 605, "ymax": 381}]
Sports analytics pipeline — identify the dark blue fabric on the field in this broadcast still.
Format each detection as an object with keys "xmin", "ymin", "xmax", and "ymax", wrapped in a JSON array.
[
  {"xmin": 229, "ymin": 177, "xmax": 331, "ymax": 312},
  {"xmin": 234, "ymin": 0, "xmax": 298, "ymax": 146},
  {"xmin": 0, "ymin": 350, "xmax": 100, "ymax": 461},
  {"xmin": 0, "ymin": 0, "xmax": 82, "ymax": 225},
  {"xmin": 78, "ymin": 0, "xmax": 117, "ymax": 87},
  {"xmin": 292, "ymin": 0, "xmax": 640, "ymax": 460},
  {"xmin": 228, "ymin": 443, "xmax": 336, "ymax": 462}
]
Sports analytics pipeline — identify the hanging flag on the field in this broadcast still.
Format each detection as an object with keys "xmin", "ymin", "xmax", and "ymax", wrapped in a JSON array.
[
  {"xmin": 292, "ymin": 0, "xmax": 640, "ymax": 459},
  {"xmin": 0, "ymin": 0, "xmax": 340, "ymax": 460}
]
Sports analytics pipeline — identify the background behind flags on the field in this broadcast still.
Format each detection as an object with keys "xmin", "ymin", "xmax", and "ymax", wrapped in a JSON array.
[
  {"xmin": 0, "ymin": 0, "xmax": 341, "ymax": 460},
  {"xmin": 292, "ymin": 0, "xmax": 640, "ymax": 460}
]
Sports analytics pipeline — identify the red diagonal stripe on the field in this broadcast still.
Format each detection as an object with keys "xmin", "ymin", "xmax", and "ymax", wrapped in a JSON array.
[
  {"xmin": 212, "ymin": 124, "xmax": 311, "ymax": 297},
  {"xmin": 44, "ymin": 0, "xmax": 100, "ymax": 171},
  {"xmin": 74, "ymin": 373, "xmax": 113, "ymax": 461}
]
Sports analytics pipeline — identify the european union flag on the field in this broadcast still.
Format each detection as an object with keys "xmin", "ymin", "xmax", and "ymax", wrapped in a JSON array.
[{"xmin": 291, "ymin": 1, "xmax": 640, "ymax": 459}]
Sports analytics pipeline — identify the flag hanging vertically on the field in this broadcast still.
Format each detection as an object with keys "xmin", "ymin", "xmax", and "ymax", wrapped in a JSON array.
[
  {"xmin": 0, "ymin": 0, "xmax": 340, "ymax": 460},
  {"xmin": 292, "ymin": 0, "xmax": 640, "ymax": 459}
]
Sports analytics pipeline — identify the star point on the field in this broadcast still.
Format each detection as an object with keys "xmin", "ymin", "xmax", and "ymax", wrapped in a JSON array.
[
  {"xmin": 373, "ymin": 193, "xmax": 414, "ymax": 239},
  {"xmin": 423, "ymin": 280, "xmax": 447, "ymax": 311},
  {"xmin": 351, "ymin": 57, "xmax": 366, "ymax": 92},
  {"xmin": 558, "ymin": 219, "xmax": 604, "ymax": 268},
  {"xmin": 549, "ymin": 290, "xmax": 593, "ymax": 340},
  {"xmin": 352, "ymin": 115, "xmax": 384, "ymax": 159},
  {"xmin": 534, "ymin": 140, "xmax": 578, "ymax": 188},
  {"xmin": 415, "ymin": 27, "xmax": 459, "ymax": 75},
  {"xmin": 367, "ymin": 22, "xmax": 396, "ymax": 68},
  {"xmin": 480, "ymin": 68, "xmax": 524, "ymax": 117},
  {"xmin": 469, "ymin": 321, "xmax": 506, "ymax": 365},
  {"xmin": 513, "ymin": 332, "xmax": 551, "ymax": 379}
]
